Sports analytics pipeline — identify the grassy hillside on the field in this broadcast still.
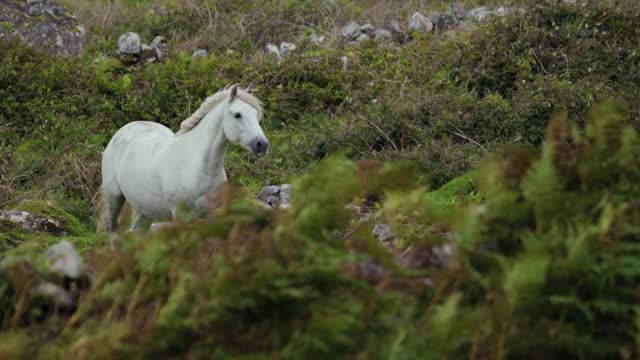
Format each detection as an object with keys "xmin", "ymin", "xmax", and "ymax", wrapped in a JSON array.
[{"xmin": 1, "ymin": 0, "xmax": 640, "ymax": 358}]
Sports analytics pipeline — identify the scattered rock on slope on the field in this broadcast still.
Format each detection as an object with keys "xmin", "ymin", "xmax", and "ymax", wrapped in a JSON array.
[{"xmin": 0, "ymin": 0, "xmax": 86, "ymax": 56}]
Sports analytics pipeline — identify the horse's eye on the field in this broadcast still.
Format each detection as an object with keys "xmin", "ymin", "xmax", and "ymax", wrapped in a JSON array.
[{"xmin": 233, "ymin": 113, "xmax": 242, "ymax": 119}]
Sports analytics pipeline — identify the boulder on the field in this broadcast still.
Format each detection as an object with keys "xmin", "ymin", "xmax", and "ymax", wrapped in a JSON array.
[
  {"xmin": 118, "ymin": 32, "xmax": 141, "ymax": 55},
  {"xmin": 0, "ymin": 0, "xmax": 86, "ymax": 56},
  {"xmin": 408, "ymin": 12, "xmax": 433, "ymax": 33}
]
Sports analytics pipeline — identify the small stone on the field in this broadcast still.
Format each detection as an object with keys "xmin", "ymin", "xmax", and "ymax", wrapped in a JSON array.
[
  {"xmin": 140, "ymin": 44, "xmax": 157, "ymax": 65},
  {"xmin": 340, "ymin": 22, "xmax": 361, "ymax": 41},
  {"xmin": 27, "ymin": 6, "xmax": 43, "ymax": 17},
  {"xmin": 430, "ymin": 12, "xmax": 458, "ymax": 31},
  {"xmin": 46, "ymin": 240, "xmax": 87, "ymax": 279},
  {"xmin": 390, "ymin": 20, "xmax": 409, "ymax": 43},
  {"xmin": 408, "ymin": 12, "xmax": 433, "ymax": 33},
  {"xmin": 192, "ymin": 49, "xmax": 208, "ymax": 57},
  {"xmin": 265, "ymin": 43, "xmax": 281, "ymax": 60},
  {"xmin": 355, "ymin": 33, "xmax": 371, "ymax": 42},
  {"xmin": 469, "ymin": 7, "xmax": 493, "ymax": 22},
  {"xmin": 150, "ymin": 36, "xmax": 167, "ymax": 61},
  {"xmin": 359, "ymin": 23, "xmax": 375, "ymax": 35},
  {"xmin": 374, "ymin": 29, "xmax": 392, "ymax": 41},
  {"xmin": 449, "ymin": 4, "xmax": 468, "ymax": 22},
  {"xmin": 55, "ymin": 34, "xmax": 64, "ymax": 47},
  {"xmin": 279, "ymin": 42, "xmax": 296, "ymax": 57},
  {"xmin": 372, "ymin": 223, "xmax": 394, "ymax": 242},
  {"xmin": 257, "ymin": 185, "xmax": 280, "ymax": 203},
  {"xmin": 118, "ymin": 32, "xmax": 141, "ymax": 55}
]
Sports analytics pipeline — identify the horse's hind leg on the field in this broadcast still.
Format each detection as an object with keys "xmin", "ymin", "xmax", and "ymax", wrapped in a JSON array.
[
  {"xmin": 129, "ymin": 211, "xmax": 151, "ymax": 232},
  {"xmin": 105, "ymin": 193, "xmax": 125, "ymax": 233}
]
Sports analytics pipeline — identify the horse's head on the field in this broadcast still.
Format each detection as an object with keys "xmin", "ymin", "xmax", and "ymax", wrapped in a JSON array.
[{"xmin": 222, "ymin": 86, "xmax": 269, "ymax": 157}]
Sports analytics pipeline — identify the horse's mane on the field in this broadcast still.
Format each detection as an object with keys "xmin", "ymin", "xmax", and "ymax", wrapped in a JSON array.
[{"xmin": 176, "ymin": 85, "xmax": 263, "ymax": 135}]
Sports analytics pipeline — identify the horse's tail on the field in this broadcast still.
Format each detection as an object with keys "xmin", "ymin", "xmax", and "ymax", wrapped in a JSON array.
[{"xmin": 94, "ymin": 188, "xmax": 134, "ymax": 233}]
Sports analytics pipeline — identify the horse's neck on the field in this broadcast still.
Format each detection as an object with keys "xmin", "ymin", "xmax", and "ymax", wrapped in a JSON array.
[{"xmin": 176, "ymin": 105, "xmax": 228, "ymax": 177}]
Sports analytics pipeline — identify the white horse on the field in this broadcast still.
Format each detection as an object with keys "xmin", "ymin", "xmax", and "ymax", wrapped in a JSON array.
[{"xmin": 101, "ymin": 85, "xmax": 268, "ymax": 232}]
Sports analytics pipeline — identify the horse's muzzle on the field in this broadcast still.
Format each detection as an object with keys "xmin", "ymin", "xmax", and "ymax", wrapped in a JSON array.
[{"xmin": 250, "ymin": 137, "xmax": 269, "ymax": 157}]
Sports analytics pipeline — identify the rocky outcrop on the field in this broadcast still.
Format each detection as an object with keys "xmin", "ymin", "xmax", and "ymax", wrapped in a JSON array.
[
  {"xmin": 0, "ymin": 0, "xmax": 86, "ymax": 56},
  {"xmin": 0, "ymin": 210, "xmax": 66, "ymax": 235}
]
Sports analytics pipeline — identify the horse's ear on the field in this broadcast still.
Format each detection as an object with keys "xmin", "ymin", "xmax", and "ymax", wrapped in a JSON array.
[{"xmin": 230, "ymin": 85, "xmax": 238, "ymax": 101}]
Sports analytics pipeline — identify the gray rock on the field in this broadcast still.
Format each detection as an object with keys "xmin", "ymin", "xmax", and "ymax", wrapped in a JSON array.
[
  {"xmin": 265, "ymin": 43, "xmax": 281, "ymax": 60},
  {"xmin": 0, "ymin": 0, "xmax": 86, "ymax": 56},
  {"xmin": 27, "ymin": 5, "xmax": 42, "ymax": 17},
  {"xmin": 430, "ymin": 12, "xmax": 458, "ymax": 31},
  {"xmin": 359, "ymin": 23, "xmax": 375, "ymax": 35},
  {"xmin": 340, "ymin": 22, "xmax": 361, "ymax": 41},
  {"xmin": 374, "ymin": 29, "xmax": 392, "ymax": 41},
  {"xmin": 257, "ymin": 185, "xmax": 280, "ymax": 203},
  {"xmin": 279, "ymin": 41, "xmax": 296, "ymax": 57},
  {"xmin": 118, "ymin": 32, "xmax": 141, "ymax": 55},
  {"xmin": 494, "ymin": 6, "xmax": 510, "ymax": 16},
  {"xmin": 192, "ymin": 49, "xmax": 208, "ymax": 57},
  {"xmin": 389, "ymin": 20, "xmax": 409, "ymax": 43},
  {"xmin": 355, "ymin": 33, "xmax": 371, "ymax": 42},
  {"xmin": 150, "ymin": 36, "xmax": 167, "ymax": 61},
  {"xmin": 257, "ymin": 184, "xmax": 293, "ymax": 209},
  {"xmin": 0, "ymin": 210, "xmax": 65, "ymax": 235},
  {"xmin": 280, "ymin": 184, "xmax": 292, "ymax": 196},
  {"xmin": 469, "ymin": 7, "xmax": 493, "ymax": 22},
  {"xmin": 373, "ymin": 223, "xmax": 394, "ymax": 242},
  {"xmin": 449, "ymin": 4, "xmax": 468, "ymax": 22},
  {"xmin": 46, "ymin": 240, "xmax": 87, "ymax": 279},
  {"xmin": 140, "ymin": 44, "xmax": 157, "ymax": 65},
  {"xmin": 408, "ymin": 12, "xmax": 433, "ymax": 33}
]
